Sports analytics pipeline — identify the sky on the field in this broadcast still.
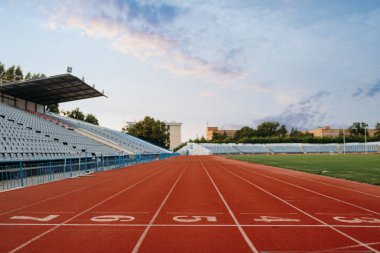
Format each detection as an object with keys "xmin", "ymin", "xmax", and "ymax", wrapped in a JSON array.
[{"xmin": 1, "ymin": 0, "xmax": 380, "ymax": 142}]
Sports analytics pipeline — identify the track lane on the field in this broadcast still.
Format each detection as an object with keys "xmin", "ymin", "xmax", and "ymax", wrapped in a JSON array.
[
  {"xmin": 1, "ymin": 156, "xmax": 379, "ymax": 252},
  {"xmin": 220, "ymin": 156, "xmax": 380, "ymax": 206},
  {"xmin": 135, "ymin": 157, "xmax": 255, "ymax": 253},
  {"xmin": 1, "ymin": 159, "xmax": 181, "ymax": 253},
  {"xmin": 202, "ymin": 156, "xmax": 379, "ymax": 252},
  {"xmin": 0, "ymin": 159, "xmax": 170, "ymax": 215}
]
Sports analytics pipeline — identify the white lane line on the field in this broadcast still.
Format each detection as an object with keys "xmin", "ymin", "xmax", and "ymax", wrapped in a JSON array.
[
  {"xmin": 232, "ymin": 159, "xmax": 380, "ymax": 198},
  {"xmin": 200, "ymin": 160, "xmax": 259, "ymax": 253},
  {"xmin": 0, "ymin": 185, "xmax": 99, "ymax": 216},
  {"xmin": 15, "ymin": 211, "xmax": 75, "ymax": 214},
  {"xmin": 314, "ymin": 213, "xmax": 373, "ymax": 216},
  {"xmin": 219, "ymin": 165, "xmax": 379, "ymax": 253},
  {"xmin": 92, "ymin": 212, "xmax": 149, "ymax": 214},
  {"xmin": 281, "ymin": 174, "xmax": 379, "ymax": 198},
  {"xmin": 1, "ymin": 223, "xmax": 380, "ymax": 228},
  {"xmin": 232, "ymin": 164, "xmax": 379, "ymax": 215},
  {"xmin": 314, "ymin": 241, "xmax": 380, "ymax": 253},
  {"xmin": 240, "ymin": 213, "xmax": 297, "ymax": 215},
  {"xmin": 131, "ymin": 167, "xmax": 186, "ymax": 253},
  {"xmin": 0, "ymin": 164, "xmax": 160, "ymax": 216},
  {"xmin": 7, "ymin": 167, "xmax": 168, "ymax": 253},
  {"xmin": 166, "ymin": 212, "xmax": 224, "ymax": 214}
]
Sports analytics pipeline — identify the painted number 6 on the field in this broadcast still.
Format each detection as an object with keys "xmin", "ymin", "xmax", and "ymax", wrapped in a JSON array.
[{"xmin": 91, "ymin": 215, "xmax": 135, "ymax": 222}]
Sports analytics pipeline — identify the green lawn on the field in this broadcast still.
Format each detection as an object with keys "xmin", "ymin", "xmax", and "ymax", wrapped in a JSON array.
[{"xmin": 226, "ymin": 154, "xmax": 380, "ymax": 185}]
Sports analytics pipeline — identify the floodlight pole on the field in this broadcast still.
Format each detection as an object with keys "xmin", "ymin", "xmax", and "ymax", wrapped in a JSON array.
[
  {"xmin": 342, "ymin": 128, "xmax": 346, "ymax": 154},
  {"xmin": 364, "ymin": 126, "xmax": 367, "ymax": 155}
]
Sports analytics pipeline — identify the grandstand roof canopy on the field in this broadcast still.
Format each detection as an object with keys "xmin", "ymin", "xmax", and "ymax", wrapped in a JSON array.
[{"xmin": 0, "ymin": 74, "xmax": 106, "ymax": 105}]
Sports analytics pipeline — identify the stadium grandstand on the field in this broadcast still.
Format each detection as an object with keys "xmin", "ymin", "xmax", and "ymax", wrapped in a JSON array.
[
  {"xmin": 0, "ymin": 74, "xmax": 175, "ymax": 190},
  {"xmin": 178, "ymin": 142, "xmax": 380, "ymax": 155}
]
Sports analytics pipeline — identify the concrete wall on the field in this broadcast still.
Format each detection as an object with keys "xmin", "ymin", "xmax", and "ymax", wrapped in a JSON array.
[
  {"xmin": 167, "ymin": 122, "xmax": 182, "ymax": 150},
  {"xmin": 0, "ymin": 92, "xmax": 43, "ymax": 113}
]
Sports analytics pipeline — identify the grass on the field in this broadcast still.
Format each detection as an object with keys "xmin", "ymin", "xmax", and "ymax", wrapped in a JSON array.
[{"xmin": 226, "ymin": 154, "xmax": 380, "ymax": 185}]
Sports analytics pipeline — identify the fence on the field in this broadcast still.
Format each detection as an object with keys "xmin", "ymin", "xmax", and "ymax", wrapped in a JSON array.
[{"xmin": 0, "ymin": 153, "xmax": 178, "ymax": 191}]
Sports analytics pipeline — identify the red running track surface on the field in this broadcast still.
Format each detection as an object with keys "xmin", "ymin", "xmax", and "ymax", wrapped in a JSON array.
[{"xmin": 0, "ymin": 156, "xmax": 379, "ymax": 253}]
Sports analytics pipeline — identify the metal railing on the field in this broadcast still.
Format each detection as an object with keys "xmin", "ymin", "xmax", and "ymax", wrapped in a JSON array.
[{"xmin": 0, "ymin": 153, "xmax": 178, "ymax": 191}]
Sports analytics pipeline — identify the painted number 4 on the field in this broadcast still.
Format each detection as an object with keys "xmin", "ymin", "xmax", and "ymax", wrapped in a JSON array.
[
  {"xmin": 254, "ymin": 216, "xmax": 300, "ymax": 223},
  {"xmin": 173, "ymin": 216, "xmax": 217, "ymax": 223}
]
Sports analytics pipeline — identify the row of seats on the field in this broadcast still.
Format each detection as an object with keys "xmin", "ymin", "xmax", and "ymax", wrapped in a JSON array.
[
  {"xmin": 200, "ymin": 144, "xmax": 240, "ymax": 154},
  {"xmin": 178, "ymin": 142, "xmax": 380, "ymax": 155},
  {"xmin": 0, "ymin": 102, "xmax": 120, "ymax": 161},
  {"xmin": 47, "ymin": 112, "xmax": 171, "ymax": 154}
]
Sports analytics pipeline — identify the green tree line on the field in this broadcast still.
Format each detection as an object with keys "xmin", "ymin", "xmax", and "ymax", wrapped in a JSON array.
[{"xmin": 190, "ymin": 121, "xmax": 380, "ymax": 146}]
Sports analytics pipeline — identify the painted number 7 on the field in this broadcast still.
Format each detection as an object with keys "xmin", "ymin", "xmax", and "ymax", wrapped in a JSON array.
[
  {"xmin": 10, "ymin": 215, "xmax": 59, "ymax": 222},
  {"xmin": 173, "ymin": 216, "xmax": 217, "ymax": 223}
]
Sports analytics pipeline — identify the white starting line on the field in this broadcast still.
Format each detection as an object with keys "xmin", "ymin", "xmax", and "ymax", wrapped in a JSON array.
[{"xmin": 0, "ymin": 223, "xmax": 379, "ymax": 228}]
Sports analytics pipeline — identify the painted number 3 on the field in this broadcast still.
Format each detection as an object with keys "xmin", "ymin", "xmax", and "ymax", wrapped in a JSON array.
[{"xmin": 333, "ymin": 216, "xmax": 380, "ymax": 224}]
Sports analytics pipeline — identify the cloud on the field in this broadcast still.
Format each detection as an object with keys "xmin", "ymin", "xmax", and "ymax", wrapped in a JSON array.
[
  {"xmin": 43, "ymin": 0, "xmax": 245, "ymax": 82},
  {"xmin": 352, "ymin": 88, "xmax": 363, "ymax": 97},
  {"xmin": 197, "ymin": 91, "xmax": 217, "ymax": 99},
  {"xmin": 254, "ymin": 90, "xmax": 331, "ymax": 130},
  {"xmin": 366, "ymin": 80, "xmax": 380, "ymax": 97},
  {"xmin": 114, "ymin": 0, "xmax": 181, "ymax": 25},
  {"xmin": 352, "ymin": 80, "xmax": 380, "ymax": 98}
]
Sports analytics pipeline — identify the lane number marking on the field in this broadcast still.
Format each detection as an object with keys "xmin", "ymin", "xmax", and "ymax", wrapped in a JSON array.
[
  {"xmin": 254, "ymin": 216, "xmax": 300, "ymax": 223},
  {"xmin": 333, "ymin": 216, "xmax": 380, "ymax": 224},
  {"xmin": 173, "ymin": 215, "xmax": 217, "ymax": 223},
  {"xmin": 91, "ymin": 215, "xmax": 135, "ymax": 222},
  {"xmin": 10, "ymin": 215, "xmax": 59, "ymax": 222}
]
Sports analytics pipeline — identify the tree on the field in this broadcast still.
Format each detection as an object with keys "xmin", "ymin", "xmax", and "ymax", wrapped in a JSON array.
[
  {"xmin": 123, "ymin": 116, "xmax": 170, "ymax": 149},
  {"xmin": 234, "ymin": 126, "xmax": 256, "ymax": 140},
  {"xmin": 277, "ymin": 124, "xmax": 288, "ymax": 137},
  {"xmin": 32, "ymin": 73, "xmax": 46, "ymax": 79},
  {"xmin": 257, "ymin": 121, "xmax": 281, "ymax": 137},
  {"xmin": 348, "ymin": 122, "xmax": 368, "ymax": 136},
  {"xmin": 375, "ymin": 123, "xmax": 380, "ymax": 136},
  {"xmin": 4, "ymin": 65, "xmax": 15, "ymax": 82},
  {"xmin": 24, "ymin": 72, "xmax": 32, "ymax": 80},
  {"xmin": 0, "ymin": 62, "xmax": 5, "ymax": 82},
  {"xmin": 289, "ymin": 128, "xmax": 313, "ymax": 137},
  {"xmin": 85, "ymin": 113, "xmax": 99, "ymax": 125},
  {"xmin": 14, "ymin": 66, "xmax": 23, "ymax": 81},
  {"xmin": 212, "ymin": 131, "xmax": 228, "ymax": 142},
  {"xmin": 63, "ymin": 108, "xmax": 85, "ymax": 121},
  {"xmin": 46, "ymin": 103, "xmax": 59, "ymax": 114}
]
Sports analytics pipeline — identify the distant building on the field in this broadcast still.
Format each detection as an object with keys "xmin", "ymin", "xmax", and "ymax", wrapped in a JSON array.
[
  {"xmin": 302, "ymin": 126, "xmax": 375, "ymax": 138},
  {"xmin": 125, "ymin": 121, "xmax": 182, "ymax": 150},
  {"xmin": 206, "ymin": 127, "xmax": 237, "ymax": 141}
]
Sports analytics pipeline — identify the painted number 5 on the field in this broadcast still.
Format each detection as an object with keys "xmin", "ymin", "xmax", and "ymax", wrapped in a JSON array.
[
  {"xmin": 173, "ymin": 215, "xmax": 217, "ymax": 223},
  {"xmin": 91, "ymin": 215, "xmax": 135, "ymax": 222}
]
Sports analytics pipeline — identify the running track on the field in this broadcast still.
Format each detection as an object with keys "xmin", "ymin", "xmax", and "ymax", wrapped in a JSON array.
[{"xmin": 0, "ymin": 156, "xmax": 379, "ymax": 252}]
